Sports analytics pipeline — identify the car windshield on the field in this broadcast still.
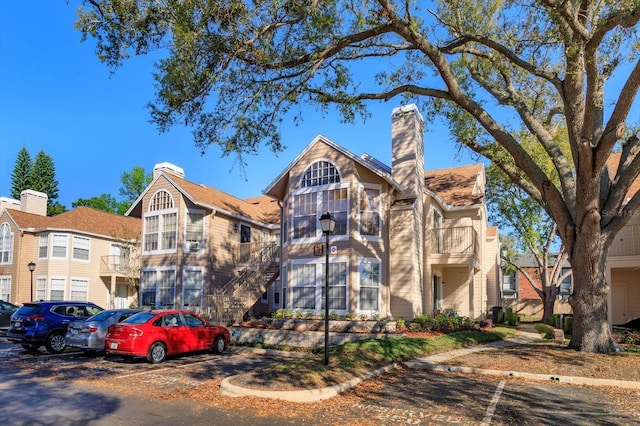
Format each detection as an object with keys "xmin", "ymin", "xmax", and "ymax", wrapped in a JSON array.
[
  {"xmin": 121, "ymin": 312, "xmax": 156, "ymax": 325},
  {"xmin": 87, "ymin": 311, "xmax": 117, "ymax": 322}
]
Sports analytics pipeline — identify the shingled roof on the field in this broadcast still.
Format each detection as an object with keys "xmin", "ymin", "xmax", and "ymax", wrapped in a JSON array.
[
  {"xmin": 165, "ymin": 175, "xmax": 280, "ymax": 225},
  {"xmin": 606, "ymin": 152, "xmax": 640, "ymax": 200},
  {"xmin": 4, "ymin": 206, "xmax": 140, "ymax": 240},
  {"xmin": 424, "ymin": 163, "xmax": 484, "ymax": 207}
]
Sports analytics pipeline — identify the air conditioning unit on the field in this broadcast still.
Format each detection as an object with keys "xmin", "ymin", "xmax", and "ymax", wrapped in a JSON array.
[{"xmin": 189, "ymin": 242, "xmax": 199, "ymax": 252}]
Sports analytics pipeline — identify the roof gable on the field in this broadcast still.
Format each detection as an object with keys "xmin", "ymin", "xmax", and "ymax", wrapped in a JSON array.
[
  {"xmin": 424, "ymin": 163, "xmax": 485, "ymax": 207},
  {"xmin": 128, "ymin": 172, "xmax": 280, "ymax": 226},
  {"xmin": 263, "ymin": 135, "xmax": 402, "ymax": 197}
]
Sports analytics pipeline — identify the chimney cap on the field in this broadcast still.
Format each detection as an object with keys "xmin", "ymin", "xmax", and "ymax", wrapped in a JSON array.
[{"xmin": 391, "ymin": 104, "xmax": 424, "ymax": 123}]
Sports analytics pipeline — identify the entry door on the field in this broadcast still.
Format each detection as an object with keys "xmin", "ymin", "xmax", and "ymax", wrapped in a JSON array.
[
  {"xmin": 239, "ymin": 224, "xmax": 251, "ymax": 263},
  {"xmin": 433, "ymin": 276, "xmax": 442, "ymax": 311},
  {"xmin": 115, "ymin": 284, "xmax": 129, "ymax": 309},
  {"xmin": 612, "ymin": 283, "xmax": 627, "ymax": 325}
]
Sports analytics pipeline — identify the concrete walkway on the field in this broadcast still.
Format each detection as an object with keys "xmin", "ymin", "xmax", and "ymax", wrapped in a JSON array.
[{"xmin": 220, "ymin": 324, "xmax": 640, "ymax": 402}]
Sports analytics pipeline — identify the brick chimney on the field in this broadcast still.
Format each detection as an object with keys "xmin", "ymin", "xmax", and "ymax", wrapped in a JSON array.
[{"xmin": 20, "ymin": 190, "xmax": 48, "ymax": 216}]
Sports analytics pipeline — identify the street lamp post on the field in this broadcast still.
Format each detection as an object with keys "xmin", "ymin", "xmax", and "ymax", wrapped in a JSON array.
[
  {"xmin": 27, "ymin": 261, "xmax": 36, "ymax": 302},
  {"xmin": 319, "ymin": 212, "xmax": 336, "ymax": 366}
]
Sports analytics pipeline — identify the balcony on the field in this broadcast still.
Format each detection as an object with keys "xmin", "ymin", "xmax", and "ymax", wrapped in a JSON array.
[
  {"xmin": 428, "ymin": 226, "xmax": 480, "ymax": 269},
  {"xmin": 99, "ymin": 255, "xmax": 133, "ymax": 276},
  {"xmin": 609, "ymin": 225, "xmax": 640, "ymax": 256}
]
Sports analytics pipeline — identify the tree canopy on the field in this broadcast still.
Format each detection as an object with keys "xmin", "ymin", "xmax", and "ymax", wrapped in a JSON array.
[{"xmin": 76, "ymin": 0, "xmax": 640, "ymax": 352}]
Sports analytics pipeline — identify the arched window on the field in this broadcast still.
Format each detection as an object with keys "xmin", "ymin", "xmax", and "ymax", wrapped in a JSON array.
[
  {"xmin": 301, "ymin": 161, "xmax": 341, "ymax": 187},
  {"xmin": 0, "ymin": 223, "xmax": 13, "ymax": 264},
  {"xmin": 291, "ymin": 161, "xmax": 348, "ymax": 239},
  {"xmin": 149, "ymin": 190, "xmax": 174, "ymax": 211},
  {"xmin": 144, "ymin": 190, "xmax": 177, "ymax": 253}
]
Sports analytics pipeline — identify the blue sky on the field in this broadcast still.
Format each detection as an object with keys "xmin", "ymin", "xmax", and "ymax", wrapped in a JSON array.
[{"xmin": 0, "ymin": 1, "xmax": 476, "ymax": 209}]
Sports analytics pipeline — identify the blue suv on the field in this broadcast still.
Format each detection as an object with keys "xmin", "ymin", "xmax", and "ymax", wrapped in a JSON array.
[{"xmin": 6, "ymin": 301, "xmax": 103, "ymax": 353}]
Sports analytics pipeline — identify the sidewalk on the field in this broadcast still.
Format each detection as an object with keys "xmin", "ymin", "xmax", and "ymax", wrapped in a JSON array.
[{"xmin": 220, "ymin": 323, "xmax": 640, "ymax": 402}]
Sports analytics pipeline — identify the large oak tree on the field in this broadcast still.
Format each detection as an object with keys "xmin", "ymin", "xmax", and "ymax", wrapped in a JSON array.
[{"xmin": 76, "ymin": 0, "xmax": 640, "ymax": 352}]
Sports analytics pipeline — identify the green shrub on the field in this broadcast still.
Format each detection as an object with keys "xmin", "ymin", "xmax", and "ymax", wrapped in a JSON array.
[
  {"xmin": 344, "ymin": 312, "xmax": 354, "ymax": 320},
  {"xmin": 329, "ymin": 311, "xmax": 340, "ymax": 320},
  {"xmin": 408, "ymin": 314, "xmax": 477, "ymax": 332},
  {"xmin": 396, "ymin": 317, "xmax": 406, "ymax": 331}
]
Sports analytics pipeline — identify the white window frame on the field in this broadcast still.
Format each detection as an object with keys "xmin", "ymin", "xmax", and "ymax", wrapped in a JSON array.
[
  {"xmin": 70, "ymin": 277, "xmax": 89, "ymax": 301},
  {"xmin": 432, "ymin": 207, "xmax": 444, "ymax": 253},
  {"xmin": 38, "ymin": 233, "xmax": 49, "ymax": 259},
  {"xmin": 0, "ymin": 223, "xmax": 13, "ymax": 264},
  {"xmin": 289, "ymin": 257, "xmax": 348, "ymax": 315},
  {"xmin": 50, "ymin": 277, "xmax": 66, "ymax": 300},
  {"xmin": 182, "ymin": 266, "xmax": 204, "ymax": 309},
  {"xmin": 358, "ymin": 184, "xmax": 382, "ymax": 240},
  {"xmin": 143, "ymin": 190, "xmax": 178, "ymax": 255},
  {"xmin": 51, "ymin": 234, "xmax": 69, "ymax": 259},
  {"xmin": 357, "ymin": 258, "xmax": 381, "ymax": 315},
  {"xmin": 72, "ymin": 235, "xmax": 91, "ymax": 261},
  {"xmin": 36, "ymin": 276, "xmax": 47, "ymax": 301},
  {"xmin": 0, "ymin": 276, "xmax": 11, "ymax": 301},
  {"xmin": 291, "ymin": 182, "xmax": 350, "ymax": 244},
  {"xmin": 184, "ymin": 209, "xmax": 205, "ymax": 253},
  {"xmin": 141, "ymin": 266, "xmax": 176, "ymax": 309}
]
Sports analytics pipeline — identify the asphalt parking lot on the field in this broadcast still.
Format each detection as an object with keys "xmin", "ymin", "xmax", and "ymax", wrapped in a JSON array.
[{"xmin": 1, "ymin": 339, "xmax": 639, "ymax": 425}]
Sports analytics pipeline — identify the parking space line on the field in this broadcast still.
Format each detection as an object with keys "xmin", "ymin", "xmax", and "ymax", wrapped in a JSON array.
[{"xmin": 481, "ymin": 380, "xmax": 505, "ymax": 426}]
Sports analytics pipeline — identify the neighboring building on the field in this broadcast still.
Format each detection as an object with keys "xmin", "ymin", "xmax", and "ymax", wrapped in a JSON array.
[
  {"xmin": 501, "ymin": 253, "xmax": 572, "ymax": 318},
  {"xmin": 264, "ymin": 104, "xmax": 501, "ymax": 321},
  {"xmin": 606, "ymin": 153, "xmax": 640, "ymax": 326},
  {"xmin": 0, "ymin": 190, "xmax": 140, "ymax": 308},
  {"xmin": 125, "ymin": 163, "xmax": 281, "ymax": 319}
]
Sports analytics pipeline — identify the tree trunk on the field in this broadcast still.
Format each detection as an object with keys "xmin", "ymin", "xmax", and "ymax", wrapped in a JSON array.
[
  {"xmin": 567, "ymin": 233, "xmax": 614, "ymax": 353},
  {"xmin": 541, "ymin": 285, "xmax": 557, "ymax": 324}
]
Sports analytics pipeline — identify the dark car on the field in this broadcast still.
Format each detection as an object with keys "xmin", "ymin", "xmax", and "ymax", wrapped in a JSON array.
[
  {"xmin": 6, "ymin": 301, "xmax": 103, "ymax": 353},
  {"xmin": 65, "ymin": 308, "xmax": 141, "ymax": 354},
  {"xmin": 0, "ymin": 300, "xmax": 19, "ymax": 331},
  {"xmin": 105, "ymin": 310, "xmax": 230, "ymax": 363}
]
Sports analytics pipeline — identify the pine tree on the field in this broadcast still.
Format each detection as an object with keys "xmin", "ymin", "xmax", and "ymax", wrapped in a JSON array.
[
  {"xmin": 29, "ymin": 151, "xmax": 62, "ymax": 215},
  {"xmin": 10, "ymin": 146, "xmax": 33, "ymax": 199}
]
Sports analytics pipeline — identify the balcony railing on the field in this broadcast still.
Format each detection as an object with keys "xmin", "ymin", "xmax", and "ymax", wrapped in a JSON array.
[
  {"xmin": 429, "ymin": 226, "xmax": 479, "ymax": 256},
  {"xmin": 609, "ymin": 225, "xmax": 640, "ymax": 256},
  {"xmin": 99, "ymin": 255, "xmax": 132, "ymax": 275}
]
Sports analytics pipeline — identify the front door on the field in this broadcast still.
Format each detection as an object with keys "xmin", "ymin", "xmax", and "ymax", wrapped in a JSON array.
[{"xmin": 115, "ymin": 284, "xmax": 129, "ymax": 309}]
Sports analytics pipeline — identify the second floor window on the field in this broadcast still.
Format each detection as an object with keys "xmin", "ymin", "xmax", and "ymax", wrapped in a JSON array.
[
  {"xmin": 185, "ymin": 211, "xmax": 204, "ymax": 252},
  {"xmin": 359, "ymin": 187, "xmax": 381, "ymax": 237},
  {"xmin": 39, "ymin": 233, "xmax": 49, "ymax": 258},
  {"xmin": 52, "ymin": 234, "xmax": 68, "ymax": 259},
  {"xmin": 0, "ymin": 223, "xmax": 13, "ymax": 264},
  {"xmin": 72, "ymin": 236, "xmax": 90, "ymax": 261},
  {"xmin": 144, "ymin": 190, "xmax": 177, "ymax": 253},
  {"xmin": 292, "ymin": 161, "xmax": 348, "ymax": 241}
]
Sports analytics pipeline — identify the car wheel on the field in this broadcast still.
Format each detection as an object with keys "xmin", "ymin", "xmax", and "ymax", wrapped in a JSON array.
[
  {"xmin": 212, "ymin": 335, "xmax": 227, "ymax": 354},
  {"xmin": 45, "ymin": 332, "xmax": 66, "ymax": 354},
  {"xmin": 21, "ymin": 343, "xmax": 39, "ymax": 352},
  {"xmin": 147, "ymin": 342, "xmax": 167, "ymax": 364}
]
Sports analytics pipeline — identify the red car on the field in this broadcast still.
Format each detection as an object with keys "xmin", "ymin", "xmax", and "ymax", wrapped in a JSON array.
[{"xmin": 104, "ymin": 310, "xmax": 230, "ymax": 363}]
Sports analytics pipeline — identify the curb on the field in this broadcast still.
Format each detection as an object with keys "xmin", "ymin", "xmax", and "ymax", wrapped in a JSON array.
[
  {"xmin": 404, "ymin": 361, "xmax": 640, "ymax": 390},
  {"xmin": 220, "ymin": 363, "xmax": 399, "ymax": 403},
  {"xmin": 220, "ymin": 327, "xmax": 639, "ymax": 401}
]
